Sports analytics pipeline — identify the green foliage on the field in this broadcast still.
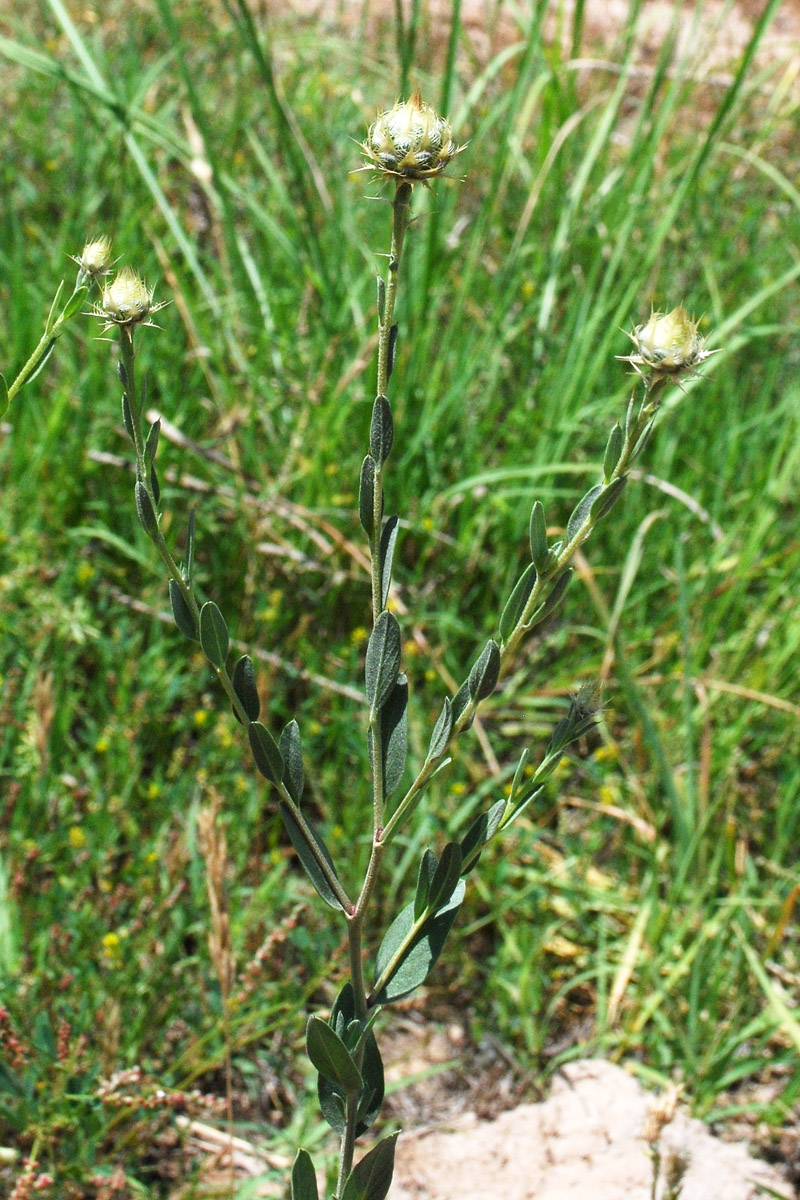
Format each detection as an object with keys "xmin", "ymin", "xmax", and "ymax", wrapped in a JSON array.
[{"xmin": 1, "ymin": 0, "xmax": 799, "ymax": 1194}]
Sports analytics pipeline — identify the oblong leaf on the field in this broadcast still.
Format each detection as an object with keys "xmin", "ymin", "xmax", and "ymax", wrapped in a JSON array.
[
  {"xmin": 378, "ymin": 675, "xmax": 408, "ymax": 798},
  {"xmin": 279, "ymin": 802, "xmax": 343, "ymax": 911},
  {"xmin": 499, "ymin": 563, "xmax": 537, "ymax": 642},
  {"xmin": 529, "ymin": 499, "xmax": 548, "ymax": 568},
  {"xmin": 199, "ymin": 601, "xmax": 229, "ymax": 669},
  {"xmin": 603, "ymin": 422, "xmax": 624, "ymax": 481},
  {"xmin": 566, "ymin": 484, "xmax": 604, "ymax": 541},
  {"xmin": 524, "ymin": 568, "xmax": 573, "ymax": 630},
  {"xmin": 370, "ymin": 395, "xmax": 394, "ymax": 466},
  {"xmin": 460, "ymin": 798, "xmax": 506, "ymax": 874},
  {"xmin": 379, "ymin": 515, "xmax": 400, "ymax": 609},
  {"xmin": 135, "ymin": 479, "xmax": 158, "ymax": 538},
  {"xmin": 414, "ymin": 849, "xmax": 438, "ymax": 920},
  {"xmin": 426, "ymin": 842, "xmax": 463, "ymax": 913},
  {"xmin": 365, "ymin": 611, "xmax": 401, "ymax": 717},
  {"xmin": 291, "ymin": 1150, "xmax": 319, "ymax": 1200},
  {"xmin": 61, "ymin": 284, "xmax": 88, "ymax": 320},
  {"xmin": 169, "ymin": 579, "xmax": 198, "ymax": 641},
  {"xmin": 359, "ymin": 454, "xmax": 376, "ymax": 536},
  {"xmin": 232, "ymin": 655, "xmax": 260, "ymax": 722},
  {"xmin": 248, "ymin": 721, "xmax": 284, "ymax": 784},
  {"xmin": 280, "ymin": 719, "xmax": 304, "ymax": 803},
  {"xmin": 144, "ymin": 417, "xmax": 160, "ymax": 467},
  {"xmin": 591, "ymin": 475, "xmax": 627, "ymax": 521},
  {"xmin": 467, "ymin": 639, "xmax": 500, "ymax": 703},
  {"xmin": 372, "ymin": 882, "xmax": 466, "ymax": 1005},
  {"xmin": 426, "ymin": 697, "xmax": 452, "ymax": 762},
  {"xmin": 306, "ymin": 1016, "xmax": 362, "ymax": 1093},
  {"xmin": 341, "ymin": 1133, "xmax": 398, "ymax": 1200}
]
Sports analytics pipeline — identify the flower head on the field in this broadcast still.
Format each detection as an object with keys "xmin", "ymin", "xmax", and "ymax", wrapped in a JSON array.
[
  {"xmin": 94, "ymin": 267, "xmax": 167, "ymax": 331},
  {"xmin": 362, "ymin": 92, "xmax": 464, "ymax": 183},
  {"xmin": 619, "ymin": 306, "xmax": 714, "ymax": 384},
  {"xmin": 72, "ymin": 236, "xmax": 113, "ymax": 281}
]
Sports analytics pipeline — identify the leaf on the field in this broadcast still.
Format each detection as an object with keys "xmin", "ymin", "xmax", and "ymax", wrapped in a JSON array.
[
  {"xmin": 169, "ymin": 579, "xmax": 198, "ymax": 641},
  {"xmin": 387, "ymin": 324, "xmax": 398, "ymax": 380},
  {"xmin": 426, "ymin": 842, "xmax": 463, "ymax": 913},
  {"xmin": 306, "ymin": 1016, "xmax": 362, "ymax": 1093},
  {"xmin": 318, "ymin": 1079, "xmax": 347, "ymax": 1133},
  {"xmin": 341, "ymin": 1134, "xmax": 398, "ymax": 1200},
  {"xmin": 603, "ymin": 422, "xmax": 624, "ymax": 480},
  {"xmin": 591, "ymin": 476, "xmax": 627, "ymax": 521},
  {"xmin": 121, "ymin": 393, "xmax": 135, "ymax": 441},
  {"xmin": 375, "ymin": 675, "xmax": 407, "ymax": 798},
  {"xmin": 566, "ymin": 484, "xmax": 604, "ymax": 542},
  {"xmin": 426, "ymin": 697, "xmax": 452, "ymax": 762},
  {"xmin": 359, "ymin": 454, "xmax": 377, "ymax": 536},
  {"xmin": 144, "ymin": 417, "xmax": 160, "ymax": 466},
  {"xmin": 524, "ymin": 568, "xmax": 573, "ymax": 629},
  {"xmin": 279, "ymin": 802, "xmax": 343, "ymax": 910},
  {"xmin": 499, "ymin": 563, "xmax": 537, "ymax": 642},
  {"xmin": 135, "ymin": 480, "xmax": 158, "ymax": 538},
  {"xmin": 25, "ymin": 337, "xmax": 56, "ymax": 385},
  {"xmin": 379, "ymin": 515, "xmax": 400, "ymax": 609},
  {"xmin": 61, "ymin": 283, "xmax": 88, "ymax": 320},
  {"xmin": 149, "ymin": 463, "xmax": 160, "ymax": 507},
  {"xmin": 372, "ymin": 881, "xmax": 466, "ymax": 1005},
  {"xmin": 280, "ymin": 719, "xmax": 304, "ymax": 803},
  {"xmin": 248, "ymin": 721, "xmax": 284, "ymax": 785},
  {"xmin": 450, "ymin": 681, "xmax": 472, "ymax": 728},
  {"xmin": 291, "ymin": 1150, "xmax": 319, "ymax": 1200},
  {"xmin": 467, "ymin": 639, "xmax": 500, "ymax": 703},
  {"xmin": 460, "ymin": 799, "xmax": 506, "ymax": 874},
  {"xmin": 199, "ymin": 600, "xmax": 229, "ymax": 669},
  {"xmin": 365, "ymin": 611, "xmax": 401, "ymax": 717},
  {"xmin": 529, "ymin": 499, "xmax": 548, "ymax": 568},
  {"xmin": 414, "ymin": 849, "xmax": 438, "ymax": 920},
  {"xmin": 232, "ymin": 655, "xmax": 260, "ymax": 723},
  {"xmin": 370, "ymin": 395, "xmax": 394, "ymax": 466},
  {"xmin": 356, "ymin": 1030, "xmax": 385, "ymax": 1133},
  {"xmin": 186, "ymin": 507, "xmax": 197, "ymax": 583}
]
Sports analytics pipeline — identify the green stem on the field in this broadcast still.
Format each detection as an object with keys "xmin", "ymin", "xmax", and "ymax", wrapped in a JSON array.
[
  {"xmin": 5, "ymin": 277, "xmax": 87, "ymax": 411},
  {"xmin": 335, "ymin": 178, "xmax": 414, "ymax": 1197},
  {"xmin": 381, "ymin": 377, "xmax": 667, "ymax": 846},
  {"xmin": 116, "ymin": 328, "xmax": 353, "ymax": 914}
]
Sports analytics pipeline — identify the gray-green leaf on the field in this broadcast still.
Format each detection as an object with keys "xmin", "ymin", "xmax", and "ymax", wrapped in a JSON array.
[
  {"xmin": 199, "ymin": 601, "xmax": 229, "ymax": 669},
  {"xmin": 372, "ymin": 882, "xmax": 465, "ymax": 1005},
  {"xmin": 248, "ymin": 721, "xmax": 284, "ymax": 784},
  {"xmin": 232, "ymin": 655, "xmax": 260, "ymax": 722},
  {"xmin": 306, "ymin": 1016, "xmax": 362, "ymax": 1093},
  {"xmin": 279, "ymin": 803, "xmax": 342, "ymax": 911},
  {"xmin": 169, "ymin": 580, "xmax": 198, "ymax": 641},
  {"xmin": 280, "ymin": 719, "xmax": 304, "ymax": 803},
  {"xmin": 341, "ymin": 1134, "xmax": 398, "ymax": 1200},
  {"xmin": 365, "ymin": 611, "xmax": 401, "ymax": 717},
  {"xmin": 291, "ymin": 1150, "xmax": 319, "ymax": 1200}
]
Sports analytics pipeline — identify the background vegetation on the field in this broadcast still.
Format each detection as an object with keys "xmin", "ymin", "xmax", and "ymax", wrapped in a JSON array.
[{"xmin": 1, "ymin": 0, "xmax": 798, "ymax": 1193}]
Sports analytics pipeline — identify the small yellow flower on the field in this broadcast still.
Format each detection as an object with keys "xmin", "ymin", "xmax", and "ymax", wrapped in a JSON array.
[
  {"xmin": 95, "ymin": 267, "xmax": 167, "ymax": 330},
  {"xmin": 593, "ymin": 742, "xmax": 619, "ymax": 763},
  {"xmin": 620, "ymin": 306, "xmax": 714, "ymax": 383},
  {"xmin": 94, "ymin": 736, "xmax": 109, "ymax": 754},
  {"xmin": 350, "ymin": 626, "xmax": 369, "ymax": 647},
  {"xmin": 193, "ymin": 709, "xmax": 208, "ymax": 728},
  {"xmin": 450, "ymin": 781, "xmax": 467, "ymax": 796},
  {"xmin": 72, "ymin": 236, "xmax": 113, "ymax": 280},
  {"xmin": 76, "ymin": 562, "xmax": 95, "ymax": 585},
  {"xmin": 362, "ymin": 92, "xmax": 464, "ymax": 183},
  {"xmin": 147, "ymin": 782, "xmax": 161, "ymax": 801},
  {"xmin": 69, "ymin": 826, "xmax": 86, "ymax": 849}
]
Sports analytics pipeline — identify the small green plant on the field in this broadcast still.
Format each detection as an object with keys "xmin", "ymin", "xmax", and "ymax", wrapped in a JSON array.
[{"xmin": 3, "ymin": 94, "xmax": 716, "ymax": 1199}]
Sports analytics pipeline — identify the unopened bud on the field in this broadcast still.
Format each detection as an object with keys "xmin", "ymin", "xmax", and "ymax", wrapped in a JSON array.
[
  {"xmin": 73, "ymin": 236, "xmax": 113, "ymax": 280},
  {"xmin": 95, "ymin": 267, "xmax": 167, "ymax": 330},
  {"xmin": 620, "ymin": 306, "xmax": 713, "ymax": 383},
  {"xmin": 362, "ymin": 92, "xmax": 464, "ymax": 182}
]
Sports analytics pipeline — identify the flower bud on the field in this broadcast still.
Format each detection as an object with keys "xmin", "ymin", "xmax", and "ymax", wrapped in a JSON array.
[
  {"xmin": 73, "ymin": 236, "xmax": 113, "ymax": 280},
  {"xmin": 362, "ymin": 92, "xmax": 463, "ymax": 182},
  {"xmin": 95, "ymin": 267, "xmax": 167, "ymax": 330},
  {"xmin": 620, "ymin": 306, "xmax": 713, "ymax": 383}
]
